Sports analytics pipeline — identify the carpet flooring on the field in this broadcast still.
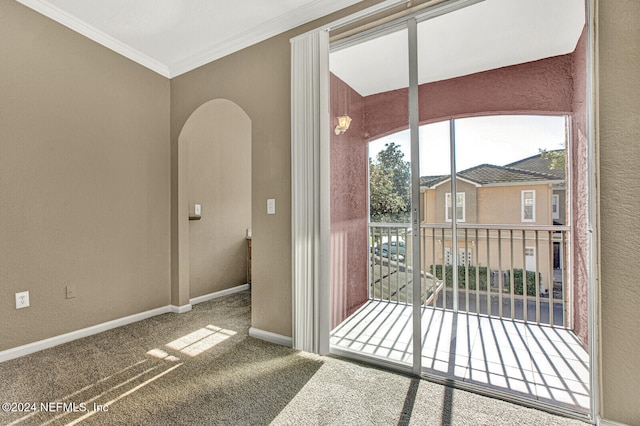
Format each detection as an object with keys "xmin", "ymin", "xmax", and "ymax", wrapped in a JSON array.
[{"xmin": 0, "ymin": 290, "xmax": 586, "ymax": 425}]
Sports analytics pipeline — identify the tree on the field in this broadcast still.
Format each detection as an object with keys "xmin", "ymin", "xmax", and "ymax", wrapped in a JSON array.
[
  {"xmin": 539, "ymin": 148, "xmax": 566, "ymax": 171},
  {"xmin": 369, "ymin": 143, "xmax": 411, "ymax": 222}
]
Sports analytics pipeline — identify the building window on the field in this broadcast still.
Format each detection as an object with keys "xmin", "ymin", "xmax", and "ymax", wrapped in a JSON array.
[
  {"xmin": 521, "ymin": 190, "xmax": 535, "ymax": 222},
  {"xmin": 446, "ymin": 192, "xmax": 465, "ymax": 222},
  {"xmin": 552, "ymin": 194, "xmax": 560, "ymax": 220}
]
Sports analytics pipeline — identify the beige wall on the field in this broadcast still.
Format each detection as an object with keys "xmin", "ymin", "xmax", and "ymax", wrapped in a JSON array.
[
  {"xmin": 182, "ymin": 99, "xmax": 251, "ymax": 298},
  {"xmin": 169, "ymin": 1, "xmax": 385, "ymax": 337},
  {"xmin": 3, "ymin": 0, "xmax": 639, "ymax": 423},
  {"xmin": 428, "ymin": 180, "xmax": 478, "ymax": 223},
  {"xmin": 0, "ymin": 1, "xmax": 171, "ymax": 350},
  {"xmin": 478, "ymin": 185, "xmax": 553, "ymax": 225},
  {"xmin": 423, "ymin": 183, "xmax": 554, "ymax": 226},
  {"xmin": 598, "ymin": 1, "xmax": 640, "ymax": 424}
]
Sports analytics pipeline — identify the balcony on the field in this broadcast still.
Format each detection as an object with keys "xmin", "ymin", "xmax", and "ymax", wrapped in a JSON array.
[{"xmin": 330, "ymin": 223, "xmax": 589, "ymax": 413}]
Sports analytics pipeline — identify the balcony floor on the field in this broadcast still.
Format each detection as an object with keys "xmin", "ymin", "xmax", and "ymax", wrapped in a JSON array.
[{"xmin": 330, "ymin": 300, "xmax": 590, "ymax": 413}]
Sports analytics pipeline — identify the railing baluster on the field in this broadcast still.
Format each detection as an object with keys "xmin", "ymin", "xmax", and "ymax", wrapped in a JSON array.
[
  {"xmin": 464, "ymin": 229, "xmax": 469, "ymax": 313},
  {"xmin": 370, "ymin": 226, "xmax": 374, "ymax": 300},
  {"xmin": 404, "ymin": 226, "xmax": 409, "ymax": 305},
  {"xmin": 549, "ymin": 230, "xmax": 554, "ymax": 326},
  {"xmin": 486, "ymin": 228, "xmax": 491, "ymax": 317},
  {"xmin": 442, "ymin": 227, "xmax": 446, "ymax": 310},
  {"xmin": 498, "ymin": 229, "xmax": 503, "ymax": 318},
  {"xmin": 522, "ymin": 230, "xmax": 527, "ymax": 323},
  {"xmin": 475, "ymin": 228, "xmax": 480, "ymax": 315},
  {"xmin": 386, "ymin": 227, "xmax": 390, "ymax": 302},
  {"xmin": 562, "ymin": 230, "xmax": 568, "ymax": 328},
  {"xmin": 389, "ymin": 228, "xmax": 398, "ymax": 303},
  {"xmin": 535, "ymin": 230, "xmax": 541, "ymax": 324},
  {"xmin": 431, "ymin": 227, "xmax": 436, "ymax": 308},
  {"xmin": 509, "ymin": 230, "xmax": 515, "ymax": 320}
]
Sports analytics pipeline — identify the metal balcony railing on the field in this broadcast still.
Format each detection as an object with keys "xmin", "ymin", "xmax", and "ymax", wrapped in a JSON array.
[{"xmin": 369, "ymin": 223, "xmax": 571, "ymax": 328}]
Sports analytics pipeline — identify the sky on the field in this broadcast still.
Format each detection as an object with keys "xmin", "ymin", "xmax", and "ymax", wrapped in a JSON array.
[{"xmin": 368, "ymin": 115, "xmax": 567, "ymax": 176}]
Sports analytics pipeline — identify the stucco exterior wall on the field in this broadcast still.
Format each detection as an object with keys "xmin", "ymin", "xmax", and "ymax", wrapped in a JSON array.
[
  {"xmin": 477, "ymin": 185, "xmax": 554, "ymax": 226},
  {"xmin": 330, "ymin": 74, "xmax": 369, "ymax": 329},
  {"xmin": 365, "ymin": 54, "xmax": 574, "ymax": 142}
]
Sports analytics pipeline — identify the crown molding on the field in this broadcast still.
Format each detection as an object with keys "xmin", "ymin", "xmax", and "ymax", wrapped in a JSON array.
[
  {"xmin": 16, "ymin": 0, "xmax": 170, "ymax": 78},
  {"xmin": 17, "ymin": 0, "xmax": 363, "ymax": 79},
  {"xmin": 168, "ymin": 0, "xmax": 363, "ymax": 77}
]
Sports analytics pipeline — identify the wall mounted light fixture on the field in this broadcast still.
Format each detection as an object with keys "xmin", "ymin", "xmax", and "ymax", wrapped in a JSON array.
[{"xmin": 334, "ymin": 114, "xmax": 352, "ymax": 135}]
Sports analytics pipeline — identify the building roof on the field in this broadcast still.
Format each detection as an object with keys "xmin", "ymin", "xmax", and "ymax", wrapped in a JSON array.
[
  {"xmin": 505, "ymin": 150, "xmax": 566, "ymax": 179},
  {"xmin": 421, "ymin": 161, "xmax": 563, "ymax": 189}
]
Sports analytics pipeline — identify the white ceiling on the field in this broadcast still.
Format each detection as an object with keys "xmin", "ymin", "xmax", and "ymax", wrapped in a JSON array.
[
  {"xmin": 16, "ymin": 0, "xmax": 362, "ymax": 78},
  {"xmin": 330, "ymin": 0, "xmax": 585, "ymax": 96}
]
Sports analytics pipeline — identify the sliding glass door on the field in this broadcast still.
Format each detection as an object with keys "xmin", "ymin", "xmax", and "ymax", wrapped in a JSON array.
[
  {"xmin": 328, "ymin": 0, "xmax": 590, "ymax": 417},
  {"xmin": 329, "ymin": 24, "xmax": 417, "ymax": 370}
]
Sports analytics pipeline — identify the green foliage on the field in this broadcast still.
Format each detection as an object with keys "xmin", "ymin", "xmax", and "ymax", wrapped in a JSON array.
[
  {"xmin": 429, "ymin": 265, "xmax": 539, "ymax": 296},
  {"xmin": 369, "ymin": 143, "xmax": 411, "ymax": 222},
  {"xmin": 539, "ymin": 149, "xmax": 566, "ymax": 171}
]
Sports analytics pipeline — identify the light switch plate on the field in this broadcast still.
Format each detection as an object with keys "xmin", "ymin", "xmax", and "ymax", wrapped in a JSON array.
[
  {"xmin": 267, "ymin": 199, "xmax": 276, "ymax": 215},
  {"xmin": 194, "ymin": 204, "xmax": 201, "ymax": 216},
  {"xmin": 66, "ymin": 285, "xmax": 76, "ymax": 299}
]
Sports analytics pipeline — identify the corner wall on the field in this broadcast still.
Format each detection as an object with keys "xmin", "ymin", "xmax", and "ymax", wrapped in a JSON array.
[
  {"xmin": 0, "ymin": 1, "xmax": 171, "ymax": 351},
  {"xmin": 330, "ymin": 74, "xmax": 369, "ymax": 329}
]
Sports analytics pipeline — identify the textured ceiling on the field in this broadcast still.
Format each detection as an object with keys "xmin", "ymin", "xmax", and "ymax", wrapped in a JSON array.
[
  {"xmin": 330, "ymin": 0, "xmax": 586, "ymax": 96},
  {"xmin": 16, "ymin": 0, "xmax": 363, "ymax": 77}
]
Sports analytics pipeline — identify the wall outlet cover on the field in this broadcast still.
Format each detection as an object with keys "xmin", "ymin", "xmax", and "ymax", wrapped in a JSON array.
[{"xmin": 16, "ymin": 291, "xmax": 30, "ymax": 309}]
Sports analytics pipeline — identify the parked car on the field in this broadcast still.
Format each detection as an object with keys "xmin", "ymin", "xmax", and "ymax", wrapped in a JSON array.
[{"xmin": 374, "ymin": 240, "xmax": 406, "ymax": 262}]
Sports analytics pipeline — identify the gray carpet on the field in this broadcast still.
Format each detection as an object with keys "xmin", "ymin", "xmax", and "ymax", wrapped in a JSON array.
[{"xmin": 0, "ymin": 291, "xmax": 584, "ymax": 425}]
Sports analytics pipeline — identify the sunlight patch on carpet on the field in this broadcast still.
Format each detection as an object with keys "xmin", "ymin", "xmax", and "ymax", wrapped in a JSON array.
[{"xmin": 165, "ymin": 325, "xmax": 237, "ymax": 357}]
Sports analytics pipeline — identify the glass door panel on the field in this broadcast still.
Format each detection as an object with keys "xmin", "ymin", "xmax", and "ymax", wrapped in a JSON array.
[{"xmin": 328, "ymin": 25, "xmax": 413, "ymax": 368}]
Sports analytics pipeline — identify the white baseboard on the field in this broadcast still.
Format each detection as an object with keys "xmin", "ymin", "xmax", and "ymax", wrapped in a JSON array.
[
  {"xmin": 0, "ymin": 284, "xmax": 253, "ymax": 364},
  {"xmin": 599, "ymin": 417, "xmax": 629, "ymax": 426},
  {"xmin": 249, "ymin": 327, "xmax": 292, "ymax": 347},
  {"xmin": 0, "ymin": 306, "xmax": 171, "ymax": 363},
  {"xmin": 189, "ymin": 283, "xmax": 250, "ymax": 306},
  {"xmin": 169, "ymin": 304, "xmax": 193, "ymax": 313}
]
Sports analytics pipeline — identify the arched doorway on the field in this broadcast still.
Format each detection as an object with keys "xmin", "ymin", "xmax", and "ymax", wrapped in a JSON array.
[{"xmin": 175, "ymin": 99, "xmax": 251, "ymax": 309}]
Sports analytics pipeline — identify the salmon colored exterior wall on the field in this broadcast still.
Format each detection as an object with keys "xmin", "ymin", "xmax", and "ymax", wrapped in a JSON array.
[{"xmin": 330, "ymin": 29, "xmax": 587, "ymax": 344}]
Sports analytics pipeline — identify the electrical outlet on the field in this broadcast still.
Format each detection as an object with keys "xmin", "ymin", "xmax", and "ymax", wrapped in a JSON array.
[
  {"xmin": 66, "ymin": 285, "xmax": 76, "ymax": 299},
  {"xmin": 15, "ymin": 291, "xmax": 29, "ymax": 309}
]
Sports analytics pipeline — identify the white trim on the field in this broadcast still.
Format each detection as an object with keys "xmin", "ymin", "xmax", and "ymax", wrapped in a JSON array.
[
  {"xmin": 0, "ymin": 305, "xmax": 172, "ymax": 363},
  {"xmin": 483, "ymin": 179, "xmax": 563, "ymax": 188},
  {"xmin": 189, "ymin": 283, "xmax": 250, "ymax": 305},
  {"xmin": 0, "ymin": 284, "xmax": 250, "ymax": 363},
  {"xmin": 429, "ymin": 175, "xmax": 482, "ymax": 189},
  {"xmin": 292, "ymin": 0, "xmax": 406, "ymax": 43},
  {"xmin": 16, "ymin": 0, "xmax": 365, "ymax": 78},
  {"xmin": 169, "ymin": 304, "xmax": 193, "ymax": 314},
  {"xmin": 170, "ymin": 0, "xmax": 362, "ymax": 77},
  {"xmin": 598, "ymin": 418, "xmax": 629, "ymax": 426},
  {"xmin": 15, "ymin": 0, "xmax": 170, "ymax": 77},
  {"xmin": 249, "ymin": 327, "xmax": 293, "ymax": 347},
  {"xmin": 552, "ymin": 194, "xmax": 560, "ymax": 220},
  {"xmin": 445, "ymin": 192, "xmax": 466, "ymax": 222},
  {"xmin": 521, "ymin": 189, "xmax": 536, "ymax": 222}
]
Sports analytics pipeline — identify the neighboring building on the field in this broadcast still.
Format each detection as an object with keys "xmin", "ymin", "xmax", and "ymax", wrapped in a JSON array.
[
  {"xmin": 419, "ymin": 153, "xmax": 566, "ymax": 292},
  {"xmin": 507, "ymin": 150, "xmax": 567, "ymax": 225}
]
